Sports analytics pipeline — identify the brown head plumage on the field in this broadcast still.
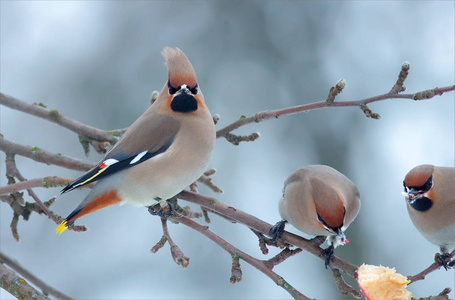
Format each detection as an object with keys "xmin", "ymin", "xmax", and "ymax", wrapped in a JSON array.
[
  {"xmin": 404, "ymin": 164, "xmax": 434, "ymax": 188},
  {"xmin": 162, "ymin": 47, "xmax": 197, "ymax": 88},
  {"xmin": 310, "ymin": 177, "xmax": 345, "ymax": 230}
]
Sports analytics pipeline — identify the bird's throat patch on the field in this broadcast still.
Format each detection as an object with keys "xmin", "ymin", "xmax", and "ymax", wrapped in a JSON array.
[{"xmin": 171, "ymin": 94, "xmax": 198, "ymax": 113}]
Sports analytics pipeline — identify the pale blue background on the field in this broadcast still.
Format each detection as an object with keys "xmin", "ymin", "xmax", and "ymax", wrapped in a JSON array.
[{"xmin": 1, "ymin": 1, "xmax": 454, "ymax": 299}]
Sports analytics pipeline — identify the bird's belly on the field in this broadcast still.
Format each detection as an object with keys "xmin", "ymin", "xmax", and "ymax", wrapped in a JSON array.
[{"xmin": 117, "ymin": 152, "xmax": 210, "ymax": 207}]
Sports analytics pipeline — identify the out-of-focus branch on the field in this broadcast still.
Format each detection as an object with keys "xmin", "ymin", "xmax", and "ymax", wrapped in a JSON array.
[
  {"xmin": 0, "ymin": 93, "xmax": 121, "ymax": 147},
  {"xmin": 173, "ymin": 215, "xmax": 311, "ymax": 300},
  {"xmin": 0, "ymin": 252, "xmax": 72, "ymax": 300},
  {"xmin": 0, "ymin": 176, "xmax": 90, "ymax": 196},
  {"xmin": 216, "ymin": 62, "xmax": 454, "ymax": 142},
  {"xmin": 0, "ymin": 135, "xmax": 95, "ymax": 171}
]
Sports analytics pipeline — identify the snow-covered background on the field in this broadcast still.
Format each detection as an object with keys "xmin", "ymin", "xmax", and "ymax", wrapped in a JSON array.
[{"xmin": 1, "ymin": 1, "xmax": 454, "ymax": 299}]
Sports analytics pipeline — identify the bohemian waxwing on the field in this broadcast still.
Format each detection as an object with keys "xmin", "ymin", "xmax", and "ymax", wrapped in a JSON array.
[
  {"xmin": 403, "ymin": 164, "xmax": 455, "ymax": 268},
  {"xmin": 56, "ymin": 47, "xmax": 216, "ymax": 234},
  {"xmin": 270, "ymin": 165, "xmax": 361, "ymax": 267}
]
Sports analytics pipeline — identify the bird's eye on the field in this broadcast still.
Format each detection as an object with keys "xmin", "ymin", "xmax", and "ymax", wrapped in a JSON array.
[
  {"xmin": 422, "ymin": 175, "xmax": 433, "ymax": 192},
  {"xmin": 190, "ymin": 83, "xmax": 198, "ymax": 95},
  {"xmin": 168, "ymin": 81, "xmax": 178, "ymax": 95}
]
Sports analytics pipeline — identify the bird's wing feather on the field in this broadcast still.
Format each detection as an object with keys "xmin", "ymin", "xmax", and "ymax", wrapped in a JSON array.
[{"xmin": 61, "ymin": 113, "xmax": 180, "ymax": 194}]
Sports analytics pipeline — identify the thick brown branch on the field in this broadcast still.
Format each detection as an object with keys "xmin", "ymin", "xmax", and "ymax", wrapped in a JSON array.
[
  {"xmin": 177, "ymin": 191, "xmax": 358, "ymax": 278},
  {"xmin": 0, "ymin": 252, "xmax": 73, "ymax": 300},
  {"xmin": 0, "ymin": 93, "xmax": 119, "ymax": 144},
  {"xmin": 216, "ymin": 84, "xmax": 455, "ymax": 139},
  {"xmin": 173, "ymin": 215, "xmax": 311, "ymax": 300}
]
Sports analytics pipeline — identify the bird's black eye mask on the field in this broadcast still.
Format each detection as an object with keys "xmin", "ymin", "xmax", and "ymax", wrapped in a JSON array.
[
  {"xmin": 168, "ymin": 80, "xmax": 198, "ymax": 95},
  {"xmin": 403, "ymin": 175, "xmax": 433, "ymax": 193}
]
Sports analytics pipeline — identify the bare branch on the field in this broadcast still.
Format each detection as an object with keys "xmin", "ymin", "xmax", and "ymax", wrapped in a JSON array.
[
  {"xmin": 150, "ymin": 235, "xmax": 168, "ymax": 254},
  {"xmin": 224, "ymin": 132, "xmax": 261, "ymax": 146},
  {"xmin": 263, "ymin": 248, "xmax": 303, "ymax": 270},
  {"xmin": 326, "ymin": 79, "xmax": 346, "ymax": 104},
  {"xmin": 360, "ymin": 104, "xmax": 381, "ymax": 119},
  {"xmin": 390, "ymin": 61, "xmax": 410, "ymax": 94},
  {"xmin": 0, "ymin": 252, "xmax": 73, "ymax": 300},
  {"xmin": 5, "ymin": 154, "xmax": 50, "ymax": 215},
  {"xmin": 0, "ymin": 176, "xmax": 91, "ymax": 195},
  {"xmin": 0, "ymin": 93, "xmax": 120, "ymax": 145},
  {"xmin": 173, "ymin": 215, "xmax": 311, "ymax": 300},
  {"xmin": 177, "ymin": 191, "xmax": 359, "ymax": 278},
  {"xmin": 331, "ymin": 268, "xmax": 362, "ymax": 298},
  {"xmin": 408, "ymin": 249, "xmax": 455, "ymax": 283},
  {"xmin": 197, "ymin": 169, "xmax": 223, "ymax": 193},
  {"xmin": 251, "ymin": 229, "xmax": 270, "ymax": 255},
  {"xmin": 161, "ymin": 218, "xmax": 190, "ymax": 268},
  {"xmin": 230, "ymin": 253, "xmax": 242, "ymax": 283},
  {"xmin": 0, "ymin": 135, "xmax": 94, "ymax": 171},
  {"xmin": 216, "ymin": 83, "xmax": 454, "ymax": 140}
]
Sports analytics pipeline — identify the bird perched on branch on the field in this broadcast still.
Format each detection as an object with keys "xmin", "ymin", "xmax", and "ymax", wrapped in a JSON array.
[
  {"xmin": 403, "ymin": 164, "xmax": 455, "ymax": 269},
  {"xmin": 270, "ymin": 165, "xmax": 361, "ymax": 268},
  {"xmin": 56, "ymin": 47, "xmax": 216, "ymax": 234}
]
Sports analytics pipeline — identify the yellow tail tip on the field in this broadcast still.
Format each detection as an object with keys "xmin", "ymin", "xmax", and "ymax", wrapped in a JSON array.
[{"xmin": 56, "ymin": 220, "xmax": 68, "ymax": 235}]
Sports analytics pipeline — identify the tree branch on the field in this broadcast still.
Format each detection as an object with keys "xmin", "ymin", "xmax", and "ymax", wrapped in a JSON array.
[
  {"xmin": 173, "ymin": 215, "xmax": 311, "ymax": 300},
  {"xmin": 0, "ymin": 252, "xmax": 72, "ymax": 300},
  {"xmin": 177, "ymin": 190, "xmax": 359, "ymax": 277},
  {"xmin": 215, "ymin": 84, "xmax": 454, "ymax": 140},
  {"xmin": 408, "ymin": 249, "xmax": 455, "ymax": 283},
  {"xmin": 0, "ymin": 93, "xmax": 120, "ymax": 144},
  {"xmin": 0, "ymin": 176, "xmax": 89, "ymax": 196},
  {"xmin": 0, "ymin": 135, "xmax": 94, "ymax": 171}
]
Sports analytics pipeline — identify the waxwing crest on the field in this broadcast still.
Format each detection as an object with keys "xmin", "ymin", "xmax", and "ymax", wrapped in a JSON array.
[
  {"xmin": 162, "ymin": 47, "xmax": 197, "ymax": 89},
  {"xmin": 404, "ymin": 164, "xmax": 434, "ymax": 187}
]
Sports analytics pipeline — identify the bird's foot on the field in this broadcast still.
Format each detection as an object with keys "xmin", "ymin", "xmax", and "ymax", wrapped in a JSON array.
[
  {"xmin": 148, "ymin": 199, "xmax": 176, "ymax": 219},
  {"xmin": 319, "ymin": 245, "xmax": 335, "ymax": 269},
  {"xmin": 269, "ymin": 220, "xmax": 287, "ymax": 243},
  {"xmin": 435, "ymin": 252, "xmax": 454, "ymax": 270}
]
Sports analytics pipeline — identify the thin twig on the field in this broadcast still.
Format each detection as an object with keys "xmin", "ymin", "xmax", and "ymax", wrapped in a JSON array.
[
  {"xmin": 408, "ymin": 249, "xmax": 455, "ymax": 283},
  {"xmin": 250, "ymin": 229, "xmax": 270, "ymax": 255},
  {"xmin": 161, "ymin": 218, "xmax": 190, "ymax": 268},
  {"xmin": 197, "ymin": 169, "xmax": 223, "ymax": 193},
  {"xmin": 331, "ymin": 268, "xmax": 362, "ymax": 298},
  {"xmin": 390, "ymin": 61, "xmax": 410, "ymax": 94},
  {"xmin": 326, "ymin": 79, "xmax": 346, "ymax": 104},
  {"xmin": 0, "ymin": 251, "xmax": 73, "ymax": 300},
  {"xmin": 263, "ymin": 248, "xmax": 303, "ymax": 270},
  {"xmin": 5, "ymin": 155, "xmax": 50, "ymax": 215}
]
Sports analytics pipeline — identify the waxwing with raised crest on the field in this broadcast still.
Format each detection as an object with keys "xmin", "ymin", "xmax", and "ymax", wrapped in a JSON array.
[
  {"xmin": 270, "ymin": 165, "xmax": 360, "ymax": 267},
  {"xmin": 403, "ymin": 164, "xmax": 455, "ymax": 264},
  {"xmin": 56, "ymin": 47, "xmax": 216, "ymax": 234}
]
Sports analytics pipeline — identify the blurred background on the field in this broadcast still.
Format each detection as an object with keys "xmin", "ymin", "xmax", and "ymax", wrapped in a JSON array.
[{"xmin": 1, "ymin": 1, "xmax": 454, "ymax": 299}]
